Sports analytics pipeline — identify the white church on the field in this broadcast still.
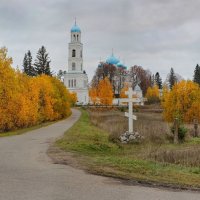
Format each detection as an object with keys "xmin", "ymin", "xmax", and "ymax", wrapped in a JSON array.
[{"xmin": 64, "ymin": 22, "xmax": 89, "ymax": 104}]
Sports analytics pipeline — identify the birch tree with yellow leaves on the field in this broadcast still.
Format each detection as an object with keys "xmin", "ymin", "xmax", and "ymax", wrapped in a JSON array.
[{"xmin": 162, "ymin": 80, "xmax": 200, "ymax": 122}]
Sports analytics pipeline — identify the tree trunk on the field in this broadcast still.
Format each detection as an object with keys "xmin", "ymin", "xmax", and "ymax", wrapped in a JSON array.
[{"xmin": 174, "ymin": 118, "xmax": 179, "ymax": 144}]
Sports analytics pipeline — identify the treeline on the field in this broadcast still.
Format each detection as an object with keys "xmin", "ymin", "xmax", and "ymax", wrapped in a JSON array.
[
  {"xmin": 91, "ymin": 62, "xmax": 200, "ymax": 97},
  {"xmin": 90, "ymin": 61, "xmax": 200, "ymax": 123},
  {"xmin": 0, "ymin": 47, "xmax": 76, "ymax": 132},
  {"xmin": 23, "ymin": 46, "xmax": 52, "ymax": 76}
]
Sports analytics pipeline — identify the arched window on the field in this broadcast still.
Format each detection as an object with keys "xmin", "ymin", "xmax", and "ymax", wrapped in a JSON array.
[
  {"xmin": 73, "ymin": 34, "xmax": 76, "ymax": 41},
  {"xmin": 81, "ymin": 64, "xmax": 82, "ymax": 71},
  {"xmin": 77, "ymin": 35, "xmax": 79, "ymax": 41},
  {"xmin": 72, "ymin": 49, "xmax": 76, "ymax": 57},
  {"xmin": 80, "ymin": 50, "xmax": 82, "ymax": 58},
  {"xmin": 72, "ymin": 62, "xmax": 76, "ymax": 70}
]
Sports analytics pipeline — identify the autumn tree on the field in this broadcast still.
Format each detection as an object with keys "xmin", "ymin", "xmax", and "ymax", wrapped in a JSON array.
[
  {"xmin": 193, "ymin": 64, "xmax": 200, "ymax": 85},
  {"xmin": 0, "ymin": 47, "xmax": 73, "ymax": 132},
  {"xmin": 162, "ymin": 80, "xmax": 200, "ymax": 122},
  {"xmin": 98, "ymin": 77, "xmax": 113, "ymax": 105},
  {"xmin": 120, "ymin": 82, "xmax": 129, "ymax": 98},
  {"xmin": 114, "ymin": 67, "xmax": 127, "ymax": 97},
  {"xmin": 129, "ymin": 65, "xmax": 151, "ymax": 95},
  {"xmin": 91, "ymin": 62, "xmax": 117, "ymax": 88},
  {"xmin": 34, "ymin": 46, "xmax": 52, "ymax": 76},
  {"xmin": 89, "ymin": 87, "xmax": 98, "ymax": 104},
  {"xmin": 146, "ymin": 85, "xmax": 160, "ymax": 104},
  {"xmin": 69, "ymin": 92, "xmax": 77, "ymax": 106}
]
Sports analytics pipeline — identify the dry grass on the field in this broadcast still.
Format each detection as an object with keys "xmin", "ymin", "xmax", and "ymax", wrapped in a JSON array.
[
  {"xmin": 56, "ymin": 109, "xmax": 200, "ymax": 188},
  {"xmin": 89, "ymin": 110, "xmax": 172, "ymax": 144},
  {"xmin": 148, "ymin": 146, "xmax": 200, "ymax": 167},
  {"xmin": 88, "ymin": 109, "xmax": 200, "ymax": 167}
]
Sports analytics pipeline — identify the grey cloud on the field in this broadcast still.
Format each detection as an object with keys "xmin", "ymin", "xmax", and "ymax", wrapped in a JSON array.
[{"xmin": 0, "ymin": 0, "xmax": 200, "ymax": 81}]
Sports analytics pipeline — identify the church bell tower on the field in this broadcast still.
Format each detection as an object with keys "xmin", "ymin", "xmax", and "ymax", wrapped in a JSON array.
[
  {"xmin": 68, "ymin": 20, "xmax": 83, "ymax": 73},
  {"xmin": 64, "ymin": 21, "xmax": 89, "ymax": 104}
]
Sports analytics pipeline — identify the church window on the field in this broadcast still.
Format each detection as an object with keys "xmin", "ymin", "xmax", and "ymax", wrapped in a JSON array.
[
  {"xmin": 72, "ymin": 62, "xmax": 76, "ymax": 70},
  {"xmin": 77, "ymin": 35, "xmax": 79, "ymax": 41},
  {"xmin": 81, "ymin": 64, "xmax": 82, "ymax": 71},
  {"xmin": 71, "ymin": 79, "xmax": 73, "ymax": 87},
  {"xmin": 72, "ymin": 49, "xmax": 76, "ymax": 57},
  {"xmin": 68, "ymin": 80, "xmax": 70, "ymax": 87},
  {"xmin": 80, "ymin": 50, "xmax": 82, "ymax": 58},
  {"xmin": 74, "ymin": 79, "xmax": 76, "ymax": 87},
  {"xmin": 73, "ymin": 34, "xmax": 76, "ymax": 41}
]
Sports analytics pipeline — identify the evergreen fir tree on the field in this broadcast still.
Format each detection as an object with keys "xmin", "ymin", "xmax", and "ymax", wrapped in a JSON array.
[
  {"xmin": 155, "ymin": 72, "xmax": 162, "ymax": 89},
  {"xmin": 34, "ymin": 46, "xmax": 52, "ymax": 76},
  {"xmin": 193, "ymin": 64, "xmax": 200, "ymax": 85},
  {"xmin": 169, "ymin": 67, "xmax": 177, "ymax": 89},
  {"xmin": 150, "ymin": 74, "xmax": 155, "ymax": 87},
  {"xmin": 23, "ymin": 50, "xmax": 35, "ymax": 76},
  {"xmin": 23, "ymin": 53, "xmax": 29, "ymax": 74},
  {"xmin": 27, "ymin": 50, "xmax": 36, "ymax": 76}
]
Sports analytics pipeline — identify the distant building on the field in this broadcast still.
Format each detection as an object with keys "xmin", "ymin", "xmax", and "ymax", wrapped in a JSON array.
[
  {"xmin": 64, "ymin": 22, "xmax": 89, "ymax": 104},
  {"xmin": 97, "ymin": 54, "xmax": 146, "ymax": 105}
]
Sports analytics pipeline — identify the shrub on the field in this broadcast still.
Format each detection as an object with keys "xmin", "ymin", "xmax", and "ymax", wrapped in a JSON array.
[{"xmin": 171, "ymin": 125, "xmax": 188, "ymax": 142}]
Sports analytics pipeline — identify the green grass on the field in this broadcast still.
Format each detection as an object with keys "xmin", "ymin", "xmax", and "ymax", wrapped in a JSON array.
[
  {"xmin": 56, "ymin": 109, "xmax": 200, "ymax": 189},
  {"xmin": 0, "ymin": 121, "xmax": 58, "ymax": 137}
]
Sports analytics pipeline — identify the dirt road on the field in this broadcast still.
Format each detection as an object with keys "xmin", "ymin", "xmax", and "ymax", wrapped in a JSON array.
[{"xmin": 0, "ymin": 109, "xmax": 199, "ymax": 200}]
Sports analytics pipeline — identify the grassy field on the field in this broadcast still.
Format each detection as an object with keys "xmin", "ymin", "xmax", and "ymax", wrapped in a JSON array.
[{"xmin": 56, "ymin": 109, "xmax": 200, "ymax": 189}]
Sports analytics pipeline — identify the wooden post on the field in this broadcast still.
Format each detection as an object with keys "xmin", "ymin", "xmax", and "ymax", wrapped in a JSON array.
[
  {"xmin": 194, "ymin": 119, "xmax": 198, "ymax": 137},
  {"xmin": 174, "ymin": 118, "xmax": 179, "ymax": 144}
]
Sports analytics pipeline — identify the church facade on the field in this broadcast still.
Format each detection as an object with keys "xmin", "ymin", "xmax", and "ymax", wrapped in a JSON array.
[{"xmin": 64, "ymin": 22, "xmax": 89, "ymax": 104}]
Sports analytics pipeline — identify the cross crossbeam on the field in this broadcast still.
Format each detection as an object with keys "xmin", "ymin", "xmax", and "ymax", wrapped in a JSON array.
[{"xmin": 120, "ymin": 87, "xmax": 138, "ymax": 133}]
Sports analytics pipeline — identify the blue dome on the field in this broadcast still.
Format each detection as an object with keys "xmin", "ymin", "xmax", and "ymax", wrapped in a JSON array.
[
  {"xmin": 106, "ymin": 55, "xmax": 119, "ymax": 65},
  {"xmin": 116, "ymin": 61, "xmax": 127, "ymax": 70},
  {"xmin": 71, "ymin": 24, "xmax": 81, "ymax": 32},
  {"xmin": 116, "ymin": 61, "xmax": 124, "ymax": 67}
]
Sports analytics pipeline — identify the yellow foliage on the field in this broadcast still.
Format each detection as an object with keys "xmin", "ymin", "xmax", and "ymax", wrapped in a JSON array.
[
  {"xmin": 89, "ymin": 77, "xmax": 113, "ymax": 105},
  {"xmin": 120, "ymin": 83, "xmax": 129, "ymax": 98},
  {"xmin": 89, "ymin": 87, "xmax": 98, "ymax": 104},
  {"xmin": 0, "ymin": 48, "xmax": 73, "ymax": 131},
  {"xmin": 98, "ymin": 77, "xmax": 113, "ymax": 105},
  {"xmin": 162, "ymin": 80, "xmax": 200, "ymax": 122},
  {"xmin": 146, "ymin": 85, "xmax": 160, "ymax": 103},
  {"xmin": 69, "ymin": 92, "xmax": 77, "ymax": 106}
]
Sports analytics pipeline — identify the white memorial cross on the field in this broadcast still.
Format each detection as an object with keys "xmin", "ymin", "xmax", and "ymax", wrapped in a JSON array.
[{"xmin": 120, "ymin": 87, "xmax": 138, "ymax": 133}]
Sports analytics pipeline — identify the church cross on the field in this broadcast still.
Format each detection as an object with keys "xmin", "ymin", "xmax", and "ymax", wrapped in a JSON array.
[{"xmin": 120, "ymin": 87, "xmax": 138, "ymax": 133}]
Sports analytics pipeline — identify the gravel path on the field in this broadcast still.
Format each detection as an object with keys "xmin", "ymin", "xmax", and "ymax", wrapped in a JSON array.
[{"xmin": 0, "ymin": 109, "xmax": 199, "ymax": 200}]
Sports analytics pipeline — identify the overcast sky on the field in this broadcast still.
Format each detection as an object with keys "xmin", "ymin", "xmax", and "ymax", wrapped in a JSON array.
[{"xmin": 1, "ymin": 0, "xmax": 200, "ymax": 81}]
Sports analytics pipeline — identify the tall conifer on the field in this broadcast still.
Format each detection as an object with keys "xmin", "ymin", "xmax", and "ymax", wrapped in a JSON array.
[
  {"xmin": 23, "ymin": 50, "xmax": 35, "ymax": 76},
  {"xmin": 169, "ymin": 68, "xmax": 177, "ymax": 89},
  {"xmin": 193, "ymin": 64, "xmax": 200, "ymax": 85},
  {"xmin": 155, "ymin": 72, "xmax": 162, "ymax": 89},
  {"xmin": 34, "ymin": 46, "xmax": 52, "ymax": 76}
]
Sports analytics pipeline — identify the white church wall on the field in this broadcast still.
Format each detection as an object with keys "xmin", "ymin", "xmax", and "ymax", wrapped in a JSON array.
[{"xmin": 64, "ymin": 22, "xmax": 89, "ymax": 104}]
